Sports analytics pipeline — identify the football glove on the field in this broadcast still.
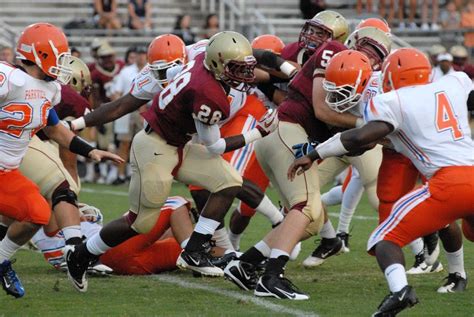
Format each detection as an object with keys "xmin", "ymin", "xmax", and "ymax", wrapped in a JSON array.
[
  {"xmin": 78, "ymin": 203, "xmax": 103, "ymax": 224},
  {"xmin": 256, "ymin": 108, "xmax": 279, "ymax": 137},
  {"xmin": 292, "ymin": 140, "xmax": 319, "ymax": 159}
]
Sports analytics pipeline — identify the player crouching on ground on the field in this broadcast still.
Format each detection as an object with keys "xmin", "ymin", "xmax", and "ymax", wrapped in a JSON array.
[{"xmin": 288, "ymin": 48, "xmax": 474, "ymax": 316}]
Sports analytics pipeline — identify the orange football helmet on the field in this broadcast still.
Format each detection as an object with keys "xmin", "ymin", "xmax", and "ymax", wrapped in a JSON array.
[
  {"xmin": 251, "ymin": 34, "xmax": 285, "ymax": 55},
  {"xmin": 356, "ymin": 18, "xmax": 391, "ymax": 34},
  {"xmin": 382, "ymin": 48, "xmax": 431, "ymax": 92},
  {"xmin": 323, "ymin": 50, "xmax": 373, "ymax": 113},
  {"xmin": 16, "ymin": 23, "xmax": 72, "ymax": 84},
  {"xmin": 147, "ymin": 34, "xmax": 187, "ymax": 85}
]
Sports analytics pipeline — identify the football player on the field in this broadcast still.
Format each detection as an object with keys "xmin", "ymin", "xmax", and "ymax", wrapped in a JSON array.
[
  {"xmin": 0, "ymin": 23, "xmax": 122, "ymax": 298},
  {"xmin": 288, "ymin": 48, "xmax": 474, "ymax": 316},
  {"xmin": 63, "ymin": 31, "xmax": 282, "ymax": 293},
  {"xmin": 224, "ymin": 11, "xmax": 354, "ymax": 300}
]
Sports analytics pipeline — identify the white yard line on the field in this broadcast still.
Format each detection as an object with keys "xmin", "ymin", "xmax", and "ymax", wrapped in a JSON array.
[
  {"xmin": 328, "ymin": 212, "xmax": 378, "ymax": 221},
  {"xmin": 154, "ymin": 274, "xmax": 318, "ymax": 317}
]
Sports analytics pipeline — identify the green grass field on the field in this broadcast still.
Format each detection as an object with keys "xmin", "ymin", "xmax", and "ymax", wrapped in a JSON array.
[{"xmin": 2, "ymin": 183, "xmax": 473, "ymax": 316}]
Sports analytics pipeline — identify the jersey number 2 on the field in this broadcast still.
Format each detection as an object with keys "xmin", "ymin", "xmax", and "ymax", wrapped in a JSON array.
[
  {"xmin": 0, "ymin": 103, "xmax": 33, "ymax": 138},
  {"xmin": 435, "ymin": 92, "xmax": 463, "ymax": 140}
]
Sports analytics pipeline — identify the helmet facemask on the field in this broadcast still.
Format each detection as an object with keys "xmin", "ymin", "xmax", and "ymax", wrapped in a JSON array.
[
  {"xmin": 355, "ymin": 39, "xmax": 387, "ymax": 71},
  {"xmin": 49, "ymin": 52, "xmax": 73, "ymax": 85},
  {"xmin": 323, "ymin": 70, "xmax": 365, "ymax": 113},
  {"xmin": 220, "ymin": 56, "xmax": 257, "ymax": 92},
  {"xmin": 149, "ymin": 59, "xmax": 184, "ymax": 87},
  {"xmin": 299, "ymin": 23, "xmax": 332, "ymax": 53}
]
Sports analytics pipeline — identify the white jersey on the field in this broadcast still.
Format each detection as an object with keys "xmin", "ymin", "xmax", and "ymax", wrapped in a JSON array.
[
  {"xmin": 430, "ymin": 66, "xmax": 455, "ymax": 82},
  {"xmin": 130, "ymin": 40, "xmax": 209, "ymax": 101},
  {"xmin": 365, "ymin": 72, "xmax": 474, "ymax": 178},
  {"xmin": 0, "ymin": 63, "xmax": 61, "ymax": 170},
  {"xmin": 358, "ymin": 71, "xmax": 382, "ymax": 117},
  {"xmin": 111, "ymin": 63, "xmax": 140, "ymax": 96}
]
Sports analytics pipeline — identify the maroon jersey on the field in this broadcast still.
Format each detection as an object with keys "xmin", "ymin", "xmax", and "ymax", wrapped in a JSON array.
[
  {"xmin": 55, "ymin": 85, "xmax": 91, "ymax": 120},
  {"xmin": 91, "ymin": 60, "xmax": 125, "ymax": 105},
  {"xmin": 142, "ymin": 53, "xmax": 230, "ymax": 147},
  {"xmin": 278, "ymin": 40, "xmax": 346, "ymax": 142},
  {"xmin": 281, "ymin": 42, "xmax": 310, "ymax": 66},
  {"xmin": 453, "ymin": 63, "xmax": 474, "ymax": 79}
]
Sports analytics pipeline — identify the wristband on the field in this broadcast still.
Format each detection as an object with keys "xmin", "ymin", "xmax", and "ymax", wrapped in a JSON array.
[
  {"xmin": 314, "ymin": 133, "xmax": 349, "ymax": 159},
  {"xmin": 71, "ymin": 117, "xmax": 86, "ymax": 130},
  {"xmin": 355, "ymin": 118, "xmax": 364, "ymax": 128},
  {"xmin": 243, "ymin": 128, "xmax": 263, "ymax": 145},
  {"xmin": 69, "ymin": 136, "xmax": 95, "ymax": 157},
  {"xmin": 280, "ymin": 61, "xmax": 297, "ymax": 77}
]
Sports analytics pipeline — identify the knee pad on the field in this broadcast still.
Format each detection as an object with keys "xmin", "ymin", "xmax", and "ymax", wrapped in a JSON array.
[{"xmin": 52, "ymin": 181, "xmax": 78, "ymax": 209}]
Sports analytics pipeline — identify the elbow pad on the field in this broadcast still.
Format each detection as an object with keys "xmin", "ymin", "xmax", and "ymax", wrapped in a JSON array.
[{"xmin": 206, "ymin": 138, "xmax": 226, "ymax": 155}]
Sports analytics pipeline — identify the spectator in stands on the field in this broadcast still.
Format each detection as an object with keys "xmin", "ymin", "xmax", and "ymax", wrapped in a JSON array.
[
  {"xmin": 400, "ymin": 0, "xmax": 418, "ymax": 30},
  {"xmin": 0, "ymin": 46, "xmax": 14, "ymax": 64},
  {"xmin": 88, "ymin": 38, "xmax": 108, "ymax": 73},
  {"xmin": 421, "ymin": 0, "xmax": 440, "ymax": 30},
  {"xmin": 110, "ymin": 46, "xmax": 148, "ymax": 184},
  {"xmin": 427, "ymin": 44, "xmax": 447, "ymax": 66},
  {"xmin": 173, "ymin": 14, "xmax": 196, "ymax": 45},
  {"xmin": 431, "ymin": 53, "xmax": 455, "ymax": 81},
  {"xmin": 357, "ymin": 0, "xmax": 373, "ymax": 16},
  {"xmin": 71, "ymin": 47, "xmax": 82, "ymax": 58},
  {"xmin": 93, "ymin": 0, "xmax": 122, "ymax": 30},
  {"xmin": 299, "ymin": 0, "xmax": 326, "ymax": 19},
  {"xmin": 461, "ymin": 0, "xmax": 474, "ymax": 54},
  {"xmin": 380, "ymin": 0, "xmax": 411, "ymax": 29},
  {"xmin": 124, "ymin": 46, "xmax": 137, "ymax": 66},
  {"xmin": 440, "ymin": 1, "xmax": 461, "ymax": 30},
  {"xmin": 202, "ymin": 14, "xmax": 219, "ymax": 39},
  {"xmin": 128, "ymin": 0, "xmax": 152, "ymax": 30},
  {"xmin": 450, "ymin": 44, "xmax": 474, "ymax": 79}
]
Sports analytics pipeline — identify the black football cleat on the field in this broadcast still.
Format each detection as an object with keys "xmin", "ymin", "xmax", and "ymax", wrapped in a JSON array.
[
  {"xmin": 64, "ymin": 245, "xmax": 90, "ymax": 292},
  {"xmin": 224, "ymin": 260, "xmax": 258, "ymax": 291},
  {"xmin": 0, "ymin": 260, "xmax": 25, "ymax": 298},
  {"xmin": 372, "ymin": 285, "xmax": 419, "ymax": 317},
  {"xmin": 337, "ymin": 231, "xmax": 351, "ymax": 253},
  {"xmin": 211, "ymin": 251, "xmax": 239, "ymax": 269},
  {"xmin": 437, "ymin": 272, "xmax": 467, "ymax": 293},
  {"xmin": 254, "ymin": 273, "xmax": 309, "ymax": 300},
  {"xmin": 302, "ymin": 237, "xmax": 343, "ymax": 267},
  {"xmin": 176, "ymin": 249, "xmax": 223, "ymax": 277}
]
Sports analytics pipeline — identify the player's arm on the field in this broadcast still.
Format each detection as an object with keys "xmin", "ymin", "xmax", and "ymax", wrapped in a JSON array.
[
  {"xmin": 194, "ymin": 109, "xmax": 278, "ymax": 155},
  {"xmin": 288, "ymin": 121, "xmax": 393, "ymax": 180},
  {"xmin": 312, "ymin": 76, "xmax": 362, "ymax": 128},
  {"xmin": 43, "ymin": 110, "xmax": 124, "ymax": 163},
  {"xmin": 69, "ymin": 93, "xmax": 146, "ymax": 130},
  {"xmin": 253, "ymin": 49, "xmax": 298, "ymax": 79}
]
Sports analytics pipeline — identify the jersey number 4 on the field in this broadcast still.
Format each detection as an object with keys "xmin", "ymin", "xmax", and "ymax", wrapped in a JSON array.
[{"xmin": 435, "ymin": 92, "xmax": 463, "ymax": 140}]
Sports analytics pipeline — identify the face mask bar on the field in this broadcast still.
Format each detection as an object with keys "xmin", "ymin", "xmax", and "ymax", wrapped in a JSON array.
[
  {"xmin": 355, "ymin": 38, "xmax": 388, "ymax": 71},
  {"xmin": 298, "ymin": 22, "xmax": 331, "ymax": 53},
  {"xmin": 221, "ymin": 57, "xmax": 257, "ymax": 92},
  {"xmin": 323, "ymin": 71, "xmax": 363, "ymax": 113},
  {"xmin": 149, "ymin": 59, "xmax": 184, "ymax": 84},
  {"xmin": 50, "ymin": 52, "xmax": 73, "ymax": 85}
]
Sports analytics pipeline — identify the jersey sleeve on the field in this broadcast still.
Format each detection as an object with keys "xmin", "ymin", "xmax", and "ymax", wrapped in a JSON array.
[
  {"xmin": 130, "ymin": 66, "xmax": 161, "ymax": 101},
  {"xmin": 364, "ymin": 92, "xmax": 402, "ymax": 131},
  {"xmin": 186, "ymin": 40, "xmax": 208, "ymax": 61},
  {"xmin": 0, "ymin": 65, "xmax": 23, "ymax": 101},
  {"xmin": 51, "ymin": 82, "xmax": 62, "ymax": 106},
  {"xmin": 450, "ymin": 71, "xmax": 473, "ymax": 97},
  {"xmin": 313, "ymin": 42, "xmax": 346, "ymax": 78}
]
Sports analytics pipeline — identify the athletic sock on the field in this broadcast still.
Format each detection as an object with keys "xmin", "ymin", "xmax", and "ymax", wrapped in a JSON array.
[
  {"xmin": 320, "ymin": 219, "xmax": 337, "ymax": 239},
  {"xmin": 0, "ymin": 236, "xmax": 21, "ymax": 262},
  {"xmin": 266, "ymin": 249, "xmax": 290, "ymax": 276},
  {"xmin": 228, "ymin": 230, "xmax": 242, "ymax": 251},
  {"xmin": 86, "ymin": 233, "xmax": 111, "ymax": 256},
  {"xmin": 409, "ymin": 238, "xmax": 425, "ymax": 256},
  {"xmin": 321, "ymin": 186, "xmax": 343, "ymax": 206},
  {"xmin": 62, "ymin": 225, "xmax": 83, "ymax": 245},
  {"xmin": 337, "ymin": 175, "xmax": 364, "ymax": 233},
  {"xmin": 213, "ymin": 227, "xmax": 234, "ymax": 251},
  {"xmin": 180, "ymin": 238, "xmax": 189, "ymax": 249},
  {"xmin": 255, "ymin": 196, "xmax": 284, "ymax": 225},
  {"xmin": 385, "ymin": 263, "xmax": 408, "ymax": 292},
  {"xmin": 446, "ymin": 246, "xmax": 466, "ymax": 279},
  {"xmin": 239, "ymin": 246, "xmax": 267, "ymax": 266},
  {"xmin": 185, "ymin": 216, "xmax": 220, "ymax": 251}
]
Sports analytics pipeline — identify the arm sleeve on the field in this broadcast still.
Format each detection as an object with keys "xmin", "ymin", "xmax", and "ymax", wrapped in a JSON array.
[
  {"xmin": 363, "ymin": 93, "xmax": 401, "ymax": 131},
  {"xmin": 47, "ymin": 109, "xmax": 60, "ymax": 126},
  {"xmin": 130, "ymin": 67, "xmax": 159, "ymax": 100},
  {"xmin": 194, "ymin": 119, "xmax": 226, "ymax": 154}
]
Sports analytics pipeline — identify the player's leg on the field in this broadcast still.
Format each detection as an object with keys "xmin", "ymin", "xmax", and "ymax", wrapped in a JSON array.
[
  {"xmin": 0, "ymin": 170, "xmax": 50, "ymax": 298},
  {"xmin": 369, "ymin": 167, "xmax": 474, "ymax": 316},
  {"xmin": 437, "ymin": 222, "xmax": 467, "ymax": 293},
  {"xmin": 65, "ymin": 130, "xmax": 177, "ymax": 291},
  {"xmin": 175, "ymin": 142, "xmax": 242, "ymax": 276},
  {"xmin": 337, "ymin": 168, "xmax": 364, "ymax": 252},
  {"xmin": 302, "ymin": 157, "xmax": 347, "ymax": 267}
]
